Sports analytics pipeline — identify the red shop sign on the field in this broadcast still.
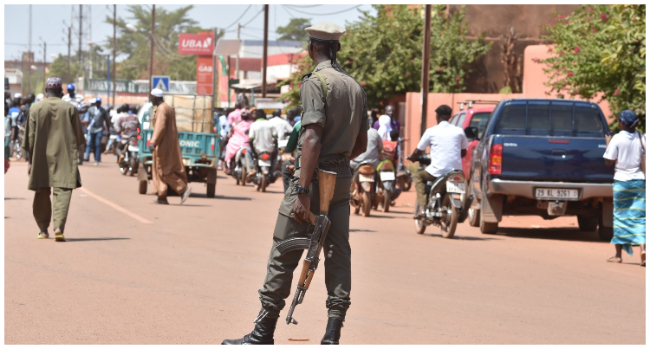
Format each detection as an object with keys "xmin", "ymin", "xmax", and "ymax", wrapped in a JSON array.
[
  {"xmin": 196, "ymin": 56, "xmax": 213, "ymax": 95},
  {"xmin": 179, "ymin": 33, "xmax": 214, "ymax": 55}
]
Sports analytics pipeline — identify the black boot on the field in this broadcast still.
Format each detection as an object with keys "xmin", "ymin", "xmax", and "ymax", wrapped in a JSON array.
[
  {"xmin": 222, "ymin": 310, "xmax": 278, "ymax": 345},
  {"xmin": 320, "ymin": 318, "xmax": 344, "ymax": 345}
]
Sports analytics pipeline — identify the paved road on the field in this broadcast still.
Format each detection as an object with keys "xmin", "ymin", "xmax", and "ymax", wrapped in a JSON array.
[{"xmin": 4, "ymin": 159, "xmax": 645, "ymax": 344}]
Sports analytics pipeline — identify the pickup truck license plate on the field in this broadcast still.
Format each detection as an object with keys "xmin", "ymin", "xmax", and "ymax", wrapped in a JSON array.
[
  {"xmin": 258, "ymin": 159, "xmax": 271, "ymax": 167},
  {"xmin": 535, "ymin": 188, "xmax": 579, "ymax": 200},
  {"xmin": 359, "ymin": 174, "xmax": 374, "ymax": 182},
  {"xmin": 379, "ymin": 171, "xmax": 395, "ymax": 181},
  {"xmin": 446, "ymin": 181, "xmax": 465, "ymax": 193}
]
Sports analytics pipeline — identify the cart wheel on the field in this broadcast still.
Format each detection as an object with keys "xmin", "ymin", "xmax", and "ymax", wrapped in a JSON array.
[
  {"xmin": 207, "ymin": 183, "xmax": 216, "ymax": 198},
  {"xmin": 138, "ymin": 180, "xmax": 147, "ymax": 195}
]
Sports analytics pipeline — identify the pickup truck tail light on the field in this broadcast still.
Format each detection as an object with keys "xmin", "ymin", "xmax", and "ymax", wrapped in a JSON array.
[{"xmin": 488, "ymin": 144, "xmax": 503, "ymax": 175}]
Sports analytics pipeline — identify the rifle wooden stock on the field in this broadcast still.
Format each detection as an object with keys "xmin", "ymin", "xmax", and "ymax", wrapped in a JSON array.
[
  {"xmin": 298, "ymin": 260, "xmax": 311, "ymax": 288},
  {"xmin": 318, "ymin": 170, "xmax": 338, "ymax": 215}
]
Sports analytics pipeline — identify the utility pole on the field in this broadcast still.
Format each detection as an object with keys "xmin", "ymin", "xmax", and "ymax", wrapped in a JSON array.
[
  {"xmin": 420, "ymin": 4, "xmax": 432, "ymax": 136},
  {"xmin": 236, "ymin": 23, "xmax": 241, "ymax": 79},
  {"xmin": 67, "ymin": 26, "xmax": 72, "ymax": 82},
  {"xmin": 112, "ymin": 5, "xmax": 117, "ymax": 106},
  {"xmin": 148, "ymin": 4, "xmax": 156, "ymax": 93},
  {"xmin": 43, "ymin": 42, "xmax": 46, "ymax": 89},
  {"xmin": 78, "ymin": 5, "xmax": 83, "ymax": 64},
  {"xmin": 262, "ymin": 4, "xmax": 269, "ymax": 98},
  {"xmin": 27, "ymin": 5, "xmax": 32, "ymax": 94}
]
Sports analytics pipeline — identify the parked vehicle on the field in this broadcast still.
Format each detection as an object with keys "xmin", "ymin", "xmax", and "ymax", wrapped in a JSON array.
[
  {"xmin": 413, "ymin": 155, "xmax": 466, "ymax": 238},
  {"xmin": 451, "ymin": 101, "xmax": 497, "ymax": 183},
  {"xmin": 467, "ymin": 99, "xmax": 614, "ymax": 240},
  {"xmin": 118, "ymin": 135, "xmax": 139, "ymax": 176},
  {"xmin": 137, "ymin": 95, "xmax": 219, "ymax": 198},
  {"xmin": 350, "ymin": 162, "xmax": 378, "ymax": 217}
]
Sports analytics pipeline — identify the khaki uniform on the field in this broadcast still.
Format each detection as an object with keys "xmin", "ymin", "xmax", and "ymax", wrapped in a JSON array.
[
  {"xmin": 150, "ymin": 102, "xmax": 188, "ymax": 198},
  {"xmin": 258, "ymin": 61, "xmax": 368, "ymax": 320},
  {"xmin": 22, "ymin": 97, "xmax": 85, "ymax": 232}
]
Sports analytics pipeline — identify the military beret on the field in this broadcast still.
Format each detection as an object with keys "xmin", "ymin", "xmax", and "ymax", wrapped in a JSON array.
[{"xmin": 305, "ymin": 21, "xmax": 346, "ymax": 42}]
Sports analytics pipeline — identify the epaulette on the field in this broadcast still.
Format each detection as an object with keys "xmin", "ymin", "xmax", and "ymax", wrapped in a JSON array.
[{"xmin": 301, "ymin": 73, "xmax": 313, "ymax": 82}]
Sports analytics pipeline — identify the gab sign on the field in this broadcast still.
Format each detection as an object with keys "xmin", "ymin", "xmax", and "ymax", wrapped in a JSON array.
[
  {"xmin": 178, "ymin": 33, "xmax": 214, "ymax": 56},
  {"xmin": 196, "ymin": 56, "xmax": 213, "ymax": 95}
]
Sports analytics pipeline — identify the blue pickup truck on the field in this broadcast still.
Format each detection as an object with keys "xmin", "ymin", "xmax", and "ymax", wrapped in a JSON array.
[{"xmin": 466, "ymin": 99, "xmax": 614, "ymax": 240}]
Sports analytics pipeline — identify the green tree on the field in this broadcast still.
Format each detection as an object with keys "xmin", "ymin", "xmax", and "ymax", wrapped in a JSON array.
[
  {"xmin": 106, "ymin": 5, "xmax": 221, "ymax": 81},
  {"xmin": 540, "ymin": 5, "xmax": 645, "ymax": 131},
  {"xmin": 278, "ymin": 5, "xmax": 491, "ymax": 108},
  {"xmin": 46, "ymin": 54, "xmax": 83, "ymax": 86},
  {"xmin": 277, "ymin": 18, "xmax": 311, "ymax": 41}
]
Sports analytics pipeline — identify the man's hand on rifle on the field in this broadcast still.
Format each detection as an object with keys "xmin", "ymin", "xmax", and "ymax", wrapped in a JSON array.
[
  {"xmin": 293, "ymin": 193, "xmax": 310, "ymax": 224},
  {"xmin": 285, "ymin": 156, "xmax": 296, "ymax": 175}
]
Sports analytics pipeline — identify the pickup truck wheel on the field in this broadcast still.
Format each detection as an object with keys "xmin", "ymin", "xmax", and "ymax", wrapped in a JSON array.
[
  {"xmin": 480, "ymin": 219, "xmax": 498, "ymax": 235},
  {"xmin": 138, "ymin": 180, "xmax": 147, "ymax": 195},
  {"xmin": 207, "ymin": 183, "xmax": 216, "ymax": 198},
  {"xmin": 468, "ymin": 207, "xmax": 480, "ymax": 227},
  {"xmin": 577, "ymin": 215, "xmax": 598, "ymax": 232},
  {"xmin": 597, "ymin": 215, "xmax": 614, "ymax": 241}
]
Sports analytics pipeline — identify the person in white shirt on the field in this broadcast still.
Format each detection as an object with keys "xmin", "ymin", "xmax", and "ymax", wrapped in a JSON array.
[
  {"xmin": 248, "ymin": 109, "xmax": 277, "ymax": 178},
  {"xmin": 267, "ymin": 109, "xmax": 293, "ymax": 143},
  {"xmin": 603, "ymin": 109, "xmax": 646, "ymax": 265},
  {"xmin": 408, "ymin": 104, "xmax": 468, "ymax": 217}
]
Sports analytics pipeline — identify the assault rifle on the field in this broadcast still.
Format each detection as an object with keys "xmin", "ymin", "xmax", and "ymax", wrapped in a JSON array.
[{"xmin": 275, "ymin": 169, "xmax": 338, "ymax": 325}]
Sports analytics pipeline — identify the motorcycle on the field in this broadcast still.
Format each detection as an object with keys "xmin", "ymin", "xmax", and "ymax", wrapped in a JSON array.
[
  {"xmin": 10, "ymin": 124, "xmax": 24, "ymax": 160},
  {"xmin": 413, "ymin": 156, "xmax": 466, "ymax": 238},
  {"xmin": 118, "ymin": 135, "xmax": 139, "ymax": 176},
  {"xmin": 396, "ymin": 138, "xmax": 413, "ymax": 191},
  {"xmin": 375, "ymin": 158, "xmax": 401, "ymax": 212},
  {"xmin": 229, "ymin": 146, "xmax": 251, "ymax": 186},
  {"xmin": 251, "ymin": 151, "xmax": 278, "ymax": 192},
  {"xmin": 350, "ymin": 162, "xmax": 378, "ymax": 217}
]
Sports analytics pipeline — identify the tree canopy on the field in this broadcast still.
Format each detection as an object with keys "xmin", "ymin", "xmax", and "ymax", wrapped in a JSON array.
[
  {"xmin": 278, "ymin": 5, "xmax": 491, "ymax": 108},
  {"xmin": 105, "ymin": 5, "xmax": 221, "ymax": 81},
  {"xmin": 540, "ymin": 5, "xmax": 645, "ymax": 131},
  {"xmin": 276, "ymin": 18, "xmax": 311, "ymax": 41}
]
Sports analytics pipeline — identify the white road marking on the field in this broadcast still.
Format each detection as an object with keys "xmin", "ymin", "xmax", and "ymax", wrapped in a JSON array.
[{"xmin": 79, "ymin": 187, "xmax": 152, "ymax": 224}]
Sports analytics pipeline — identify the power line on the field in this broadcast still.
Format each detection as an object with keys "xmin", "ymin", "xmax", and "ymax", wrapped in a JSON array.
[
  {"xmin": 241, "ymin": 7, "xmax": 265, "ymax": 28},
  {"xmin": 284, "ymin": 5, "xmax": 322, "ymax": 8},
  {"xmin": 281, "ymin": 5, "xmax": 362, "ymax": 16},
  {"xmin": 222, "ymin": 5, "xmax": 252, "ymax": 30}
]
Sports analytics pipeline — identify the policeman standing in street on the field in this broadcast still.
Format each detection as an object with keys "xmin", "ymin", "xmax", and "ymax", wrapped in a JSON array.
[{"xmin": 222, "ymin": 22, "xmax": 369, "ymax": 345}]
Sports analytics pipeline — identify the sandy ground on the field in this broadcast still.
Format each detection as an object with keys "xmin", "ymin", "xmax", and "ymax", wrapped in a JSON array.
[{"xmin": 4, "ymin": 159, "xmax": 645, "ymax": 344}]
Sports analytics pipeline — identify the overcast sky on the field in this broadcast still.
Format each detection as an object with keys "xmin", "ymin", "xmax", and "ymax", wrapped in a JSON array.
[{"xmin": 4, "ymin": 4, "xmax": 375, "ymax": 62}]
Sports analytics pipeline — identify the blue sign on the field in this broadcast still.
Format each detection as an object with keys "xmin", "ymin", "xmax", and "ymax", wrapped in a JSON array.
[{"xmin": 152, "ymin": 75, "xmax": 170, "ymax": 92}]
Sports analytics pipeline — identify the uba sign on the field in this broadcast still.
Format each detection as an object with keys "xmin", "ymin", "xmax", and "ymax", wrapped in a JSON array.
[{"xmin": 178, "ymin": 33, "xmax": 214, "ymax": 55}]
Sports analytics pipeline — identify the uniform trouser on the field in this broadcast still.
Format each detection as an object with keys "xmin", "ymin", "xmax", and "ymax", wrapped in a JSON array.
[
  {"xmin": 33, "ymin": 187, "xmax": 73, "ymax": 233},
  {"xmin": 258, "ymin": 174, "xmax": 352, "ymax": 320},
  {"xmin": 414, "ymin": 170, "xmax": 437, "ymax": 206}
]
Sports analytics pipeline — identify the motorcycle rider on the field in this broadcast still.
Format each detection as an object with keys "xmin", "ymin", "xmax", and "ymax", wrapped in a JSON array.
[
  {"xmin": 247, "ymin": 108, "xmax": 277, "ymax": 179},
  {"xmin": 114, "ymin": 104, "xmax": 141, "ymax": 164},
  {"xmin": 407, "ymin": 104, "xmax": 468, "ymax": 218},
  {"xmin": 62, "ymin": 83, "xmax": 84, "ymax": 105},
  {"xmin": 351, "ymin": 124, "xmax": 383, "ymax": 171}
]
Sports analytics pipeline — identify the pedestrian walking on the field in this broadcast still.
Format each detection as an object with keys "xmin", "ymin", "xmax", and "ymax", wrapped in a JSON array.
[
  {"xmin": 603, "ymin": 110, "xmax": 646, "ymax": 266},
  {"xmin": 84, "ymin": 97, "xmax": 110, "ymax": 165},
  {"xmin": 21, "ymin": 77, "xmax": 85, "ymax": 242},
  {"xmin": 222, "ymin": 21, "xmax": 369, "ymax": 345},
  {"xmin": 148, "ymin": 88, "xmax": 191, "ymax": 205}
]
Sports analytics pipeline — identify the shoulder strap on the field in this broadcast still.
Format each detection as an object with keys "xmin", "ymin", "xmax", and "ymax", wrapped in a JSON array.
[
  {"xmin": 312, "ymin": 72, "xmax": 328, "ymax": 104},
  {"xmin": 638, "ymin": 131, "xmax": 645, "ymax": 152}
]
